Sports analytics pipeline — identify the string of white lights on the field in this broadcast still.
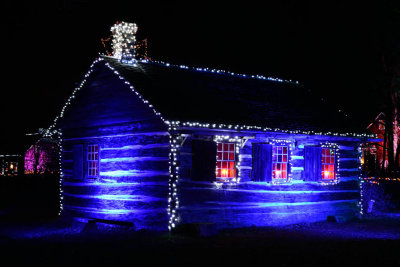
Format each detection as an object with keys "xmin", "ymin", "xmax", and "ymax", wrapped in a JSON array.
[
  {"xmin": 358, "ymin": 144, "xmax": 364, "ymax": 215},
  {"xmin": 167, "ymin": 121, "xmax": 376, "ymax": 139},
  {"xmin": 111, "ymin": 22, "xmax": 138, "ymax": 64},
  {"xmin": 147, "ymin": 59, "xmax": 299, "ymax": 85},
  {"xmin": 167, "ymin": 133, "xmax": 181, "ymax": 230}
]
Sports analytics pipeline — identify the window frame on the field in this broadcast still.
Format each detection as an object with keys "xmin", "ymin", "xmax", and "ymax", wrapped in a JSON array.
[
  {"xmin": 216, "ymin": 142, "xmax": 237, "ymax": 182},
  {"xmin": 86, "ymin": 144, "xmax": 99, "ymax": 178},
  {"xmin": 321, "ymin": 147, "xmax": 336, "ymax": 180},
  {"xmin": 320, "ymin": 143, "xmax": 339, "ymax": 183},
  {"xmin": 272, "ymin": 145, "xmax": 289, "ymax": 180},
  {"xmin": 271, "ymin": 140, "xmax": 292, "ymax": 183}
]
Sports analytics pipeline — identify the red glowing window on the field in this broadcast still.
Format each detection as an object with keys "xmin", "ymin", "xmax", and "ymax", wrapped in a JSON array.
[
  {"xmin": 273, "ymin": 146, "xmax": 288, "ymax": 179},
  {"xmin": 87, "ymin": 145, "xmax": 99, "ymax": 177},
  {"xmin": 322, "ymin": 148, "xmax": 335, "ymax": 180},
  {"xmin": 216, "ymin": 142, "xmax": 236, "ymax": 181}
]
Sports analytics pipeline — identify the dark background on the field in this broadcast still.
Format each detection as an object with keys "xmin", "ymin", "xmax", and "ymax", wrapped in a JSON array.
[{"xmin": 3, "ymin": 0, "xmax": 400, "ymax": 153}]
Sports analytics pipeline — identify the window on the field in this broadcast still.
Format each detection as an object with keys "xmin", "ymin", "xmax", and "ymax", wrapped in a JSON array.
[
  {"xmin": 272, "ymin": 145, "xmax": 288, "ymax": 179},
  {"xmin": 87, "ymin": 144, "xmax": 99, "ymax": 177},
  {"xmin": 216, "ymin": 142, "xmax": 236, "ymax": 182},
  {"xmin": 305, "ymin": 145, "xmax": 338, "ymax": 182},
  {"xmin": 322, "ymin": 148, "xmax": 335, "ymax": 180}
]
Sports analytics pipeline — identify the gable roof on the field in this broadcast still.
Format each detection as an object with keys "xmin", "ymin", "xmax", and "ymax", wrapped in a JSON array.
[{"xmin": 102, "ymin": 56, "xmax": 367, "ymax": 134}]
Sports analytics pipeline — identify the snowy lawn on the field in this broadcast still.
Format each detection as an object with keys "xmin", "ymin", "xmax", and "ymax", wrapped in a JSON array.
[{"xmin": 0, "ymin": 214, "xmax": 399, "ymax": 266}]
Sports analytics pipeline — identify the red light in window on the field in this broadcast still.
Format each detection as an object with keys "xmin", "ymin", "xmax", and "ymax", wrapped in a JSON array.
[{"xmin": 216, "ymin": 142, "xmax": 236, "ymax": 181}]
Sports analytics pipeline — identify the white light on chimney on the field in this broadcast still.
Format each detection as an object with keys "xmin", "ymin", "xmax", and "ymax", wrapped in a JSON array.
[{"xmin": 111, "ymin": 21, "xmax": 138, "ymax": 65}]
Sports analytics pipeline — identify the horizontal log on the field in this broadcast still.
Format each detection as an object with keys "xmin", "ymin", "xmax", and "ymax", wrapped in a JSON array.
[
  {"xmin": 63, "ymin": 182, "xmax": 169, "ymax": 199},
  {"xmin": 340, "ymin": 159, "xmax": 359, "ymax": 169},
  {"xmin": 100, "ymin": 156, "xmax": 169, "ymax": 163},
  {"xmin": 100, "ymin": 160, "xmax": 169, "ymax": 173},
  {"xmin": 101, "ymin": 146, "xmax": 169, "ymax": 158},
  {"xmin": 179, "ymin": 199, "xmax": 358, "ymax": 228},
  {"xmin": 179, "ymin": 199, "xmax": 358, "ymax": 211},
  {"xmin": 178, "ymin": 179, "xmax": 359, "ymax": 191},
  {"xmin": 100, "ymin": 170, "xmax": 169, "ymax": 178},
  {"xmin": 63, "ymin": 193, "xmax": 167, "ymax": 211},
  {"xmin": 64, "ymin": 205, "xmax": 168, "ymax": 230},
  {"xmin": 63, "ymin": 131, "xmax": 169, "ymax": 142},
  {"xmin": 63, "ymin": 174, "xmax": 169, "ymax": 183},
  {"xmin": 178, "ymin": 187, "xmax": 359, "ymax": 206},
  {"xmin": 339, "ymin": 169, "xmax": 360, "ymax": 178}
]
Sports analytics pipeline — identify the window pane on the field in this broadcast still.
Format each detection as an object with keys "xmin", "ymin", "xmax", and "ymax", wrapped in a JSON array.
[
  {"xmin": 223, "ymin": 152, "xmax": 229, "ymax": 160},
  {"xmin": 229, "ymin": 144, "xmax": 234, "ymax": 151},
  {"xmin": 229, "ymin": 152, "xmax": 234, "ymax": 160},
  {"xmin": 218, "ymin": 143, "xmax": 222, "ymax": 151},
  {"xmin": 229, "ymin": 161, "xmax": 235, "ymax": 169},
  {"xmin": 283, "ymin": 147, "xmax": 287, "ymax": 154},
  {"xmin": 283, "ymin": 155, "xmax": 287, "ymax": 162},
  {"xmin": 224, "ymin": 144, "xmax": 229, "ymax": 151},
  {"xmin": 222, "ymin": 161, "xmax": 228, "ymax": 168}
]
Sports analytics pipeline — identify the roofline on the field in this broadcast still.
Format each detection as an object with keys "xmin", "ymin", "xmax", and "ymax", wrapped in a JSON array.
[
  {"xmin": 44, "ymin": 56, "xmax": 377, "ymax": 143},
  {"xmin": 101, "ymin": 55, "xmax": 301, "ymax": 86},
  {"xmin": 166, "ymin": 121, "xmax": 378, "ymax": 140}
]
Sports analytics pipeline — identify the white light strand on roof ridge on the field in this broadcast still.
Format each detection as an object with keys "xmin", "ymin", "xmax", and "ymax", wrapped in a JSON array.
[
  {"xmin": 107, "ymin": 55, "xmax": 358, "ymax": 118},
  {"xmin": 111, "ymin": 56, "xmax": 300, "ymax": 85}
]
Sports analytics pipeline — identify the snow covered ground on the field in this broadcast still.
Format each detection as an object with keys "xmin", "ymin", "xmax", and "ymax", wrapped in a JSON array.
[{"xmin": 0, "ymin": 214, "xmax": 399, "ymax": 266}]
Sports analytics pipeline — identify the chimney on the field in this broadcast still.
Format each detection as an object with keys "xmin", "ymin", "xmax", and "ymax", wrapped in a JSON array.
[{"xmin": 110, "ymin": 21, "xmax": 138, "ymax": 65}]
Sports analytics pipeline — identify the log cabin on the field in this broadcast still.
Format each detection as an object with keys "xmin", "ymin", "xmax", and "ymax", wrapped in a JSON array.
[
  {"xmin": 46, "ymin": 22, "xmax": 379, "ymax": 231},
  {"xmin": 49, "ymin": 55, "xmax": 380, "ymax": 231}
]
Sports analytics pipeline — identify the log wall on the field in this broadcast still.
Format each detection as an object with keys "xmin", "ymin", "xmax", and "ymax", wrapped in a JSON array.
[
  {"xmin": 60, "ymin": 62, "xmax": 169, "ymax": 231},
  {"xmin": 177, "ymin": 130, "xmax": 363, "ymax": 229}
]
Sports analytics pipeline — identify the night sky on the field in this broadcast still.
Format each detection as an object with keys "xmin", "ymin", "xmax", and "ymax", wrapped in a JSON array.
[{"xmin": 3, "ymin": 0, "xmax": 400, "ymax": 153}]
